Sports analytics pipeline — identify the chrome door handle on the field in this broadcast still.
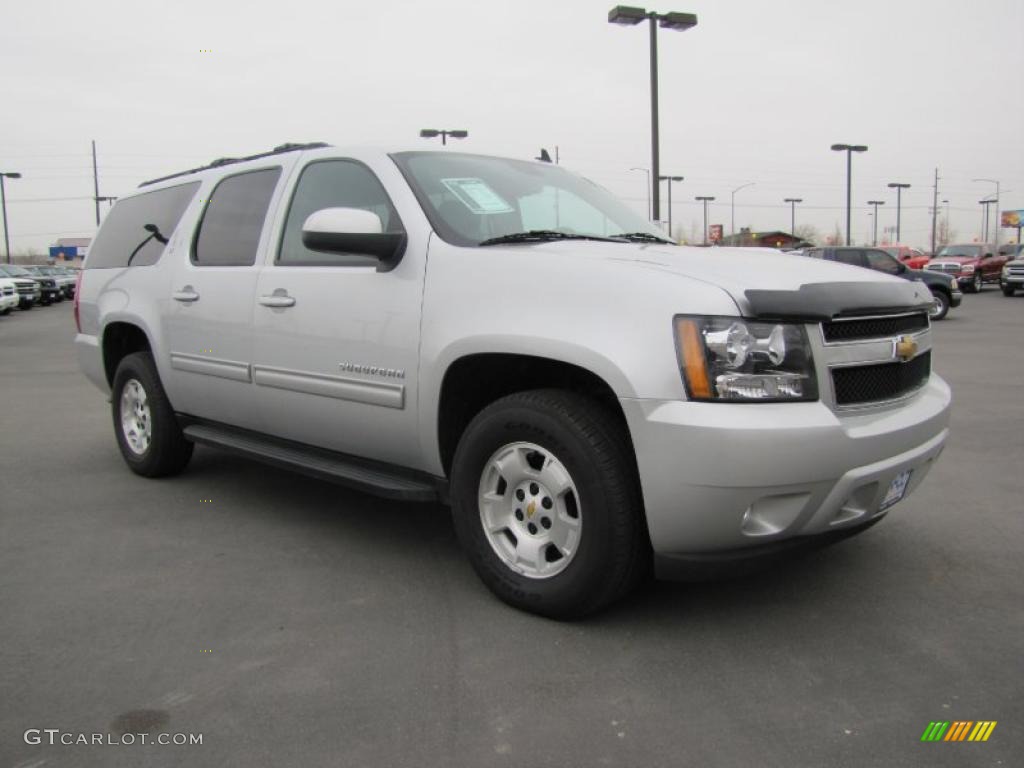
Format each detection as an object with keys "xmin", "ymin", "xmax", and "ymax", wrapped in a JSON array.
[
  {"xmin": 258, "ymin": 291, "xmax": 296, "ymax": 308},
  {"xmin": 172, "ymin": 286, "xmax": 200, "ymax": 303}
]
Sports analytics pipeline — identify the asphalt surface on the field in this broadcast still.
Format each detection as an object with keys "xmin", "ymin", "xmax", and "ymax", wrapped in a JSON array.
[{"xmin": 1, "ymin": 293, "xmax": 1021, "ymax": 768}]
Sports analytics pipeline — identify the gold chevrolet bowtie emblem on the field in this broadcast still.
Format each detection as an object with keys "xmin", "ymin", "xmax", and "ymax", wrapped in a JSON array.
[
  {"xmin": 526, "ymin": 501, "xmax": 536, "ymax": 518},
  {"xmin": 894, "ymin": 335, "xmax": 917, "ymax": 362}
]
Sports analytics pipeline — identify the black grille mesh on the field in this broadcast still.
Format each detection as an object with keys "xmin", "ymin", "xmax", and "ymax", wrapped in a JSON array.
[
  {"xmin": 832, "ymin": 351, "xmax": 931, "ymax": 406},
  {"xmin": 823, "ymin": 312, "xmax": 929, "ymax": 342}
]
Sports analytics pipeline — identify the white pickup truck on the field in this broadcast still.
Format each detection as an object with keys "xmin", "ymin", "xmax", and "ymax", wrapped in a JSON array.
[{"xmin": 75, "ymin": 143, "xmax": 951, "ymax": 617}]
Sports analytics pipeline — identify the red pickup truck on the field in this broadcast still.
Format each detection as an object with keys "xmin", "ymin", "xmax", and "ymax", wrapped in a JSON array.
[
  {"xmin": 924, "ymin": 243, "xmax": 1006, "ymax": 293},
  {"xmin": 882, "ymin": 245, "xmax": 930, "ymax": 269}
]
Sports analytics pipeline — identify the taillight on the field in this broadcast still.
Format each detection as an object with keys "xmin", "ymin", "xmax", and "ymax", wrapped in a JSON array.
[{"xmin": 73, "ymin": 271, "xmax": 84, "ymax": 332}]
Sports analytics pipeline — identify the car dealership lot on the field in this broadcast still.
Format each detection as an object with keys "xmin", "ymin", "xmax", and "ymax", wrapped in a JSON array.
[{"xmin": 2, "ymin": 296, "xmax": 1021, "ymax": 767}]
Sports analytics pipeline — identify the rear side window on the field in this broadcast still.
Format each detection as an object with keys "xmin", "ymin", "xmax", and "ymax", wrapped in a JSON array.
[
  {"xmin": 85, "ymin": 182, "xmax": 199, "ymax": 269},
  {"xmin": 193, "ymin": 168, "xmax": 281, "ymax": 267}
]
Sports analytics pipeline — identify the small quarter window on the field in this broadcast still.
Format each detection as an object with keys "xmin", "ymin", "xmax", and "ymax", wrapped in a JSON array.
[{"xmin": 194, "ymin": 168, "xmax": 281, "ymax": 267}]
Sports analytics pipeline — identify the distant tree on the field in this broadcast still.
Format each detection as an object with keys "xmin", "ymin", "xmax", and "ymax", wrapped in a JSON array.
[
  {"xmin": 825, "ymin": 222, "xmax": 844, "ymax": 246},
  {"xmin": 794, "ymin": 224, "xmax": 821, "ymax": 245}
]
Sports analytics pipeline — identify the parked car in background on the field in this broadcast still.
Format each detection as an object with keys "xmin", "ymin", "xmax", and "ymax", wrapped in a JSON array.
[
  {"xmin": 0, "ymin": 278, "xmax": 20, "ymax": 315},
  {"xmin": 925, "ymin": 243, "xmax": 1005, "ymax": 293},
  {"xmin": 18, "ymin": 265, "xmax": 62, "ymax": 304},
  {"xmin": 1000, "ymin": 254, "xmax": 1024, "ymax": 296},
  {"xmin": 47, "ymin": 265, "xmax": 77, "ymax": 298},
  {"xmin": 997, "ymin": 243, "xmax": 1024, "ymax": 261},
  {"xmin": 0, "ymin": 264, "xmax": 42, "ymax": 309},
  {"xmin": 803, "ymin": 246, "xmax": 961, "ymax": 320},
  {"xmin": 882, "ymin": 245, "xmax": 930, "ymax": 269}
]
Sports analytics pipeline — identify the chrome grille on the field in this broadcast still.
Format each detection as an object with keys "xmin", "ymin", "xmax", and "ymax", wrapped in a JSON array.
[
  {"xmin": 822, "ymin": 312, "xmax": 929, "ymax": 343},
  {"xmin": 926, "ymin": 263, "xmax": 961, "ymax": 274}
]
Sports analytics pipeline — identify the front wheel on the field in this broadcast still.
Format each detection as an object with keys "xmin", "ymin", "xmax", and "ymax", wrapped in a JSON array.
[
  {"xmin": 450, "ymin": 390, "xmax": 649, "ymax": 619},
  {"xmin": 971, "ymin": 272, "xmax": 983, "ymax": 292},
  {"xmin": 928, "ymin": 290, "xmax": 950, "ymax": 321},
  {"xmin": 1003, "ymin": 284, "xmax": 1017, "ymax": 297},
  {"xmin": 111, "ymin": 351, "xmax": 193, "ymax": 477}
]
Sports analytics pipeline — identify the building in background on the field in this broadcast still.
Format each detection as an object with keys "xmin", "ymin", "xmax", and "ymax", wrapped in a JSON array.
[
  {"xmin": 717, "ymin": 228, "xmax": 807, "ymax": 249},
  {"xmin": 49, "ymin": 237, "xmax": 90, "ymax": 267}
]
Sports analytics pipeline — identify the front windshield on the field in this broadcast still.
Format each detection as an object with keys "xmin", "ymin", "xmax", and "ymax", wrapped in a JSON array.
[
  {"xmin": 0, "ymin": 265, "xmax": 31, "ymax": 277},
  {"xmin": 881, "ymin": 247, "xmax": 899, "ymax": 257},
  {"xmin": 391, "ymin": 151, "xmax": 666, "ymax": 247},
  {"xmin": 937, "ymin": 245, "xmax": 981, "ymax": 258}
]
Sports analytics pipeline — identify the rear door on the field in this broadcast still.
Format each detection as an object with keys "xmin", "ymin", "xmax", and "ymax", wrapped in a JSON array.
[{"xmin": 162, "ymin": 163, "xmax": 293, "ymax": 430}]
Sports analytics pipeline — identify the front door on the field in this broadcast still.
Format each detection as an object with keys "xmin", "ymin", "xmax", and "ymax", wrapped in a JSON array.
[{"xmin": 251, "ymin": 157, "xmax": 426, "ymax": 469}]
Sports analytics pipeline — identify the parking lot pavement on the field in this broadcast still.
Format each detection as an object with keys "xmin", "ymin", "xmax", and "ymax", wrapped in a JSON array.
[{"xmin": 1, "ymin": 295, "xmax": 1021, "ymax": 768}]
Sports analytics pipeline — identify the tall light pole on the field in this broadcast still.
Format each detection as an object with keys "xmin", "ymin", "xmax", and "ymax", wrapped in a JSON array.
[
  {"xmin": 0, "ymin": 171, "xmax": 22, "ymax": 264},
  {"xmin": 979, "ymin": 198, "xmax": 997, "ymax": 243},
  {"xmin": 695, "ymin": 195, "xmax": 714, "ymax": 245},
  {"xmin": 867, "ymin": 200, "xmax": 885, "ymax": 246},
  {"xmin": 659, "ymin": 174, "xmax": 683, "ymax": 238},
  {"xmin": 631, "ymin": 167, "xmax": 651, "ymax": 220},
  {"xmin": 973, "ymin": 178, "xmax": 1000, "ymax": 247},
  {"xmin": 609, "ymin": 6, "xmax": 697, "ymax": 225},
  {"xmin": 730, "ymin": 182, "xmax": 754, "ymax": 236},
  {"xmin": 419, "ymin": 129, "xmax": 468, "ymax": 146},
  {"xmin": 887, "ymin": 182, "xmax": 910, "ymax": 243},
  {"xmin": 831, "ymin": 143, "xmax": 868, "ymax": 246},
  {"xmin": 784, "ymin": 197, "xmax": 802, "ymax": 236}
]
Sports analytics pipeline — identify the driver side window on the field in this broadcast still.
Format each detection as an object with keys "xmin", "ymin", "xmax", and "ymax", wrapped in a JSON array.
[{"xmin": 866, "ymin": 249, "xmax": 902, "ymax": 275}]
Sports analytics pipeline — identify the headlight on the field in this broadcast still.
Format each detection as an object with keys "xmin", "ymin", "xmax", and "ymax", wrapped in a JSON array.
[
  {"xmin": 1003, "ymin": 266, "xmax": 1010, "ymax": 278},
  {"xmin": 961, "ymin": 264, "xmax": 975, "ymax": 274},
  {"xmin": 674, "ymin": 316, "xmax": 818, "ymax": 402}
]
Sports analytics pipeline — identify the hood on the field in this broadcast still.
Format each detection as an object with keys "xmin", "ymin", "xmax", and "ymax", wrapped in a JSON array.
[{"xmin": 490, "ymin": 241, "xmax": 933, "ymax": 320}]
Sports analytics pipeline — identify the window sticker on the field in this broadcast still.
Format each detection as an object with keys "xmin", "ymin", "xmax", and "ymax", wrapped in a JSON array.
[{"xmin": 441, "ymin": 178, "xmax": 514, "ymax": 214}]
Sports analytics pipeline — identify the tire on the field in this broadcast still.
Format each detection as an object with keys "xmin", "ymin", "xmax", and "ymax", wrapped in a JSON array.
[
  {"xmin": 111, "ymin": 351, "xmax": 193, "ymax": 477},
  {"xmin": 971, "ymin": 272, "xmax": 983, "ymax": 293},
  {"xmin": 0, "ymin": 308, "xmax": 10, "ymax": 316},
  {"xmin": 1002, "ymin": 284, "xmax": 1017, "ymax": 297},
  {"xmin": 928, "ymin": 290, "xmax": 950, "ymax": 321},
  {"xmin": 450, "ymin": 389, "xmax": 649, "ymax": 619}
]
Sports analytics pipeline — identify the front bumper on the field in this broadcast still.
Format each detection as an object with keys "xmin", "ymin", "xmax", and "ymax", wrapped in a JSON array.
[
  {"xmin": 621, "ymin": 375, "xmax": 951, "ymax": 566},
  {"xmin": 950, "ymin": 290, "xmax": 962, "ymax": 307}
]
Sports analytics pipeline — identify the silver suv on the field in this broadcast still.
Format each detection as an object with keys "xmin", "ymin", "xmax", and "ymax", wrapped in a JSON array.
[{"xmin": 75, "ymin": 143, "xmax": 951, "ymax": 617}]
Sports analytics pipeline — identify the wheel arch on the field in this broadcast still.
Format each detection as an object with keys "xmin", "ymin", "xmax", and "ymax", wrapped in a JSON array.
[
  {"xmin": 101, "ymin": 321, "xmax": 154, "ymax": 386},
  {"xmin": 434, "ymin": 351, "xmax": 636, "ymax": 479}
]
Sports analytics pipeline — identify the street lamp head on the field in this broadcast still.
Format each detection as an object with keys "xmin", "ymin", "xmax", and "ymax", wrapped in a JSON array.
[
  {"xmin": 887, "ymin": 182, "xmax": 911, "ymax": 189},
  {"xmin": 1, "ymin": 172, "xmax": 22, "ymax": 179},
  {"xmin": 830, "ymin": 144, "xmax": 849, "ymax": 152},
  {"xmin": 831, "ymin": 144, "xmax": 867, "ymax": 152},
  {"xmin": 695, "ymin": 195, "xmax": 715, "ymax": 201},
  {"xmin": 868, "ymin": 200, "xmax": 885, "ymax": 205},
  {"xmin": 659, "ymin": 11, "xmax": 697, "ymax": 30},
  {"xmin": 419, "ymin": 129, "xmax": 440, "ymax": 138},
  {"xmin": 784, "ymin": 197, "xmax": 803, "ymax": 203},
  {"xmin": 851, "ymin": 145, "xmax": 868, "ymax": 153},
  {"xmin": 447, "ymin": 130, "xmax": 468, "ymax": 139},
  {"xmin": 659, "ymin": 175, "xmax": 683, "ymax": 181},
  {"xmin": 608, "ymin": 5, "xmax": 647, "ymax": 24}
]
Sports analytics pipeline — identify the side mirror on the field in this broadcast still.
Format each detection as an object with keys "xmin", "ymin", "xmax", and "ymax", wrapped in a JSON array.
[
  {"xmin": 301, "ymin": 207, "xmax": 406, "ymax": 270},
  {"xmin": 896, "ymin": 262, "xmax": 908, "ymax": 273}
]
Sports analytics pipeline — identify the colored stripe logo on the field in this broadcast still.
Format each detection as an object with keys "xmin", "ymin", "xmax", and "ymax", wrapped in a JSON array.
[{"xmin": 921, "ymin": 721, "xmax": 997, "ymax": 742}]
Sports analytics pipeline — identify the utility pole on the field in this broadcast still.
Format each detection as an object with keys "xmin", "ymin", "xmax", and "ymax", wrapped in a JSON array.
[
  {"xmin": 930, "ymin": 168, "xmax": 939, "ymax": 255},
  {"xmin": 867, "ymin": 200, "xmax": 885, "ymax": 246},
  {"xmin": 92, "ymin": 140, "xmax": 101, "ymax": 226}
]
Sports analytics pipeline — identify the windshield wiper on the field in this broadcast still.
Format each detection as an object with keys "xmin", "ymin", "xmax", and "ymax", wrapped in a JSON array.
[
  {"xmin": 478, "ymin": 230, "xmax": 627, "ymax": 246},
  {"xmin": 615, "ymin": 232, "xmax": 673, "ymax": 244}
]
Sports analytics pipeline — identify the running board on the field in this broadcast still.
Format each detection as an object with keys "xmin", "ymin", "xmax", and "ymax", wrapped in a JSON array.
[{"xmin": 181, "ymin": 422, "xmax": 440, "ymax": 502}]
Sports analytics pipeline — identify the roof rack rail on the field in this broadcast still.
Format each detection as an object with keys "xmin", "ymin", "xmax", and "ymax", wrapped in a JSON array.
[{"xmin": 138, "ymin": 142, "xmax": 330, "ymax": 188}]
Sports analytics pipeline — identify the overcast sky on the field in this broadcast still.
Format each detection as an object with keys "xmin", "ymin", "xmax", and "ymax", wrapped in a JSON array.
[{"xmin": 1, "ymin": 0, "xmax": 1021, "ymax": 253}]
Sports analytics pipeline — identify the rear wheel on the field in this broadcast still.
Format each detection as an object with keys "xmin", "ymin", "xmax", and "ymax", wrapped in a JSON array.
[
  {"xmin": 928, "ymin": 290, "xmax": 950, "ymax": 321},
  {"xmin": 111, "ymin": 351, "xmax": 193, "ymax": 477},
  {"xmin": 450, "ymin": 390, "xmax": 648, "ymax": 618}
]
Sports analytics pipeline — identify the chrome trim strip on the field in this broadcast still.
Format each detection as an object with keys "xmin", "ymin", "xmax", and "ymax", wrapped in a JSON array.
[
  {"xmin": 170, "ymin": 352, "xmax": 252, "ymax": 382},
  {"xmin": 819, "ymin": 312, "xmax": 930, "ymax": 347},
  {"xmin": 252, "ymin": 365, "xmax": 405, "ymax": 409}
]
